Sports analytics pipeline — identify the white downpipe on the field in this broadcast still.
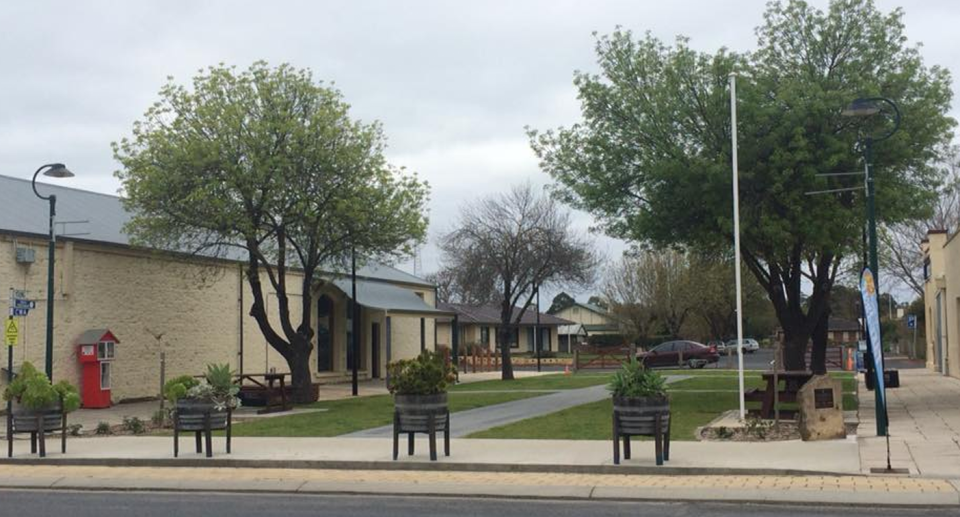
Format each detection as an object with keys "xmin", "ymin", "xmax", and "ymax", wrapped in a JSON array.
[{"xmin": 729, "ymin": 73, "xmax": 746, "ymax": 421}]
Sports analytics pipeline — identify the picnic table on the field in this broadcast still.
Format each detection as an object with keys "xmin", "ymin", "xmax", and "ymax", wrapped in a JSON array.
[
  {"xmin": 237, "ymin": 373, "xmax": 291, "ymax": 414},
  {"xmin": 745, "ymin": 371, "xmax": 814, "ymax": 419}
]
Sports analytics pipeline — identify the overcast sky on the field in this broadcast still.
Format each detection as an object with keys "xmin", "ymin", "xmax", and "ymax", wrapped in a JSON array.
[{"xmin": 2, "ymin": 1, "xmax": 957, "ymax": 302}]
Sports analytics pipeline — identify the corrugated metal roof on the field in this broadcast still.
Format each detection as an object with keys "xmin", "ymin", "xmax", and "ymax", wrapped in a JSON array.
[
  {"xmin": 0, "ymin": 174, "xmax": 432, "ymax": 287},
  {"xmin": 331, "ymin": 278, "xmax": 453, "ymax": 316},
  {"xmin": 438, "ymin": 303, "xmax": 573, "ymax": 326}
]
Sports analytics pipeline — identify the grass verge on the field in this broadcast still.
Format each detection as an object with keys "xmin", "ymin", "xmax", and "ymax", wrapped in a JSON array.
[
  {"xmin": 450, "ymin": 373, "xmax": 611, "ymax": 392},
  {"xmin": 468, "ymin": 391, "xmax": 740, "ymax": 441},
  {"xmin": 231, "ymin": 391, "xmax": 542, "ymax": 437}
]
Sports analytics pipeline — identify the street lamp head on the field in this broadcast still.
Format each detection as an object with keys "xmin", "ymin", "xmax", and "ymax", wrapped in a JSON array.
[
  {"xmin": 42, "ymin": 163, "xmax": 74, "ymax": 178},
  {"xmin": 842, "ymin": 98, "xmax": 881, "ymax": 118}
]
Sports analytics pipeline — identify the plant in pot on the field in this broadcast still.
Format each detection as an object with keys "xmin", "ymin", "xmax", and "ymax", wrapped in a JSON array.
[
  {"xmin": 608, "ymin": 358, "xmax": 671, "ymax": 465},
  {"xmin": 3, "ymin": 362, "xmax": 81, "ymax": 457},
  {"xmin": 387, "ymin": 350, "xmax": 457, "ymax": 461},
  {"xmin": 163, "ymin": 364, "xmax": 240, "ymax": 457}
]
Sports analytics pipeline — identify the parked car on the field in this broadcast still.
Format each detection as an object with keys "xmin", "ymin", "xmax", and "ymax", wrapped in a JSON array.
[
  {"xmin": 638, "ymin": 340, "xmax": 719, "ymax": 369},
  {"xmin": 722, "ymin": 338, "xmax": 760, "ymax": 354}
]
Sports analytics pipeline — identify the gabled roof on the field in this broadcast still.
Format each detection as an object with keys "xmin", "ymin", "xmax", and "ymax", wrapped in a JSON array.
[
  {"xmin": 550, "ymin": 301, "xmax": 609, "ymax": 316},
  {"xmin": 0, "ymin": 174, "xmax": 432, "ymax": 287},
  {"xmin": 331, "ymin": 278, "xmax": 453, "ymax": 316},
  {"xmin": 439, "ymin": 303, "xmax": 572, "ymax": 326}
]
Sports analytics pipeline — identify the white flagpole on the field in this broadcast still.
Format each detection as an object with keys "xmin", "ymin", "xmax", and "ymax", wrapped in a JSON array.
[{"xmin": 730, "ymin": 72, "xmax": 746, "ymax": 421}]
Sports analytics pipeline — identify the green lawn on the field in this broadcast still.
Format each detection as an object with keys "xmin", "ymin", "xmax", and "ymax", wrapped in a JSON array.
[
  {"xmin": 668, "ymin": 373, "xmax": 856, "ymax": 393},
  {"xmin": 450, "ymin": 373, "xmax": 612, "ymax": 392},
  {"xmin": 468, "ymin": 392, "xmax": 740, "ymax": 441},
  {"xmin": 231, "ymin": 391, "xmax": 541, "ymax": 437}
]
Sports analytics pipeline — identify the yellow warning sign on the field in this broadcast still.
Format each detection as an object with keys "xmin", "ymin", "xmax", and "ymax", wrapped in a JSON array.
[{"xmin": 4, "ymin": 317, "xmax": 18, "ymax": 346}]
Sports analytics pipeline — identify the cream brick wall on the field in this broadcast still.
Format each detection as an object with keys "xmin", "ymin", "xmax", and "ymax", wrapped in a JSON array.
[{"xmin": 1, "ymin": 234, "xmax": 436, "ymax": 400}]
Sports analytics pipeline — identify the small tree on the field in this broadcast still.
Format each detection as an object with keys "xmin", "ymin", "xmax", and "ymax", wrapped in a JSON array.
[
  {"xmin": 438, "ymin": 183, "xmax": 598, "ymax": 379},
  {"xmin": 115, "ymin": 63, "xmax": 429, "ymax": 402}
]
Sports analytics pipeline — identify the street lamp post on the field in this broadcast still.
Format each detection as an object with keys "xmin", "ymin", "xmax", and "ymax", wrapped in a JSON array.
[
  {"xmin": 31, "ymin": 163, "xmax": 75, "ymax": 381},
  {"xmin": 842, "ymin": 97, "xmax": 901, "ymax": 438}
]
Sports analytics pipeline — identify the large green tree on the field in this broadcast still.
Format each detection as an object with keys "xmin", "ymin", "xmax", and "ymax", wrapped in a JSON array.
[
  {"xmin": 114, "ymin": 63, "xmax": 429, "ymax": 402},
  {"xmin": 530, "ymin": 0, "xmax": 954, "ymax": 371}
]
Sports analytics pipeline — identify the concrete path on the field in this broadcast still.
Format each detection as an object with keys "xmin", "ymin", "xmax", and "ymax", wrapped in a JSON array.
[
  {"xmin": 0, "ymin": 435, "xmax": 860, "ymax": 475},
  {"xmin": 859, "ymin": 368, "xmax": 960, "ymax": 478},
  {"xmin": 347, "ymin": 375, "xmax": 689, "ymax": 438}
]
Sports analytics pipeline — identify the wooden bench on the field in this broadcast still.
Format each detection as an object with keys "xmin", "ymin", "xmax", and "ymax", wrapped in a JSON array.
[{"xmin": 747, "ymin": 371, "xmax": 813, "ymax": 419}]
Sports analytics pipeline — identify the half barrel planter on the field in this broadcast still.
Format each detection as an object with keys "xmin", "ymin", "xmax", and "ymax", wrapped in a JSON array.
[
  {"xmin": 6, "ymin": 403, "xmax": 67, "ymax": 458},
  {"xmin": 173, "ymin": 399, "xmax": 232, "ymax": 458},
  {"xmin": 393, "ymin": 392, "xmax": 450, "ymax": 461},
  {"xmin": 612, "ymin": 395, "xmax": 671, "ymax": 465}
]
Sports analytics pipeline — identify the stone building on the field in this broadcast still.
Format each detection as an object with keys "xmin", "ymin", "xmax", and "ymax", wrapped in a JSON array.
[{"xmin": 0, "ymin": 175, "xmax": 448, "ymax": 401}]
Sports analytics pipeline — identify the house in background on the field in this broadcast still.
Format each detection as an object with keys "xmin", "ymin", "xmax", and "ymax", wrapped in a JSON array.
[
  {"xmin": 435, "ymin": 303, "xmax": 571, "ymax": 353},
  {"xmin": 550, "ymin": 301, "xmax": 619, "ymax": 352}
]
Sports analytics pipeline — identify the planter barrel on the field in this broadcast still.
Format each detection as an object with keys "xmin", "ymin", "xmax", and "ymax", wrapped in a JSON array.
[
  {"xmin": 173, "ymin": 400, "xmax": 232, "ymax": 458},
  {"xmin": 393, "ymin": 393, "xmax": 450, "ymax": 461},
  {"xmin": 7, "ymin": 404, "xmax": 67, "ymax": 458},
  {"xmin": 612, "ymin": 395, "xmax": 671, "ymax": 465}
]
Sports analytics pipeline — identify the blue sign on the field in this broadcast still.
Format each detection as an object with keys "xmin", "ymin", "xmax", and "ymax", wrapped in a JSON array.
[
  {"xmin": 907, "ymin": 315, "xmax": 917, "ymax": 329},
  {"xmin": 8, "ymin": 308, "xmax": 28, "ymax": 317},
  {"xmin": 860, "ymin": 268, "xmax": 886, "ymax": 408},
  {"xmin": 13, "ymin": 299, "xmax": 35, "ymax": 310}
]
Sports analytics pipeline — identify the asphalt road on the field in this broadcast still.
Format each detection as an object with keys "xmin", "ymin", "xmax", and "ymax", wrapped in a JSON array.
[{"xmin": 0, "ymin": 490, "xmax": 953, "ymax": 517}]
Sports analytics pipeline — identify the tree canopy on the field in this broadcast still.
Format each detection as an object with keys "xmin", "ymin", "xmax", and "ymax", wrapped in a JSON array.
[
  {"xmin": 530, "ymin": 0, "xmax": 954, "ymax": 370},
  {"xmin": 114, "ymin": 62, "xmax": 429, "ymax": 401}
]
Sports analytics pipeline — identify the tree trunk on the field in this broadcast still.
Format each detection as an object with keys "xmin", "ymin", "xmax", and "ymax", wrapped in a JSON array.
[
  {"xmin": 497, "ymin": 325, "xmax": 515, "ymax": 380},
  {"xmin": 808, "ymin": 309, "xmax": 830, "ymax": 375},
  {"xmin": 287, "ymin": 346, "xmax": 315, "ymax": 404},
  {"xmin": 781, "ymin": 324, "xmax": 809, "ymax": 371}
]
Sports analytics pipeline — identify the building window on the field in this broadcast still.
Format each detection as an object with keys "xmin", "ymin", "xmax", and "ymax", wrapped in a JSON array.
[
  {"xmin": 480, "ymin": 326, "xmax": 490, "ymax": 345},
  {"xmin": 924, "ymin": 258, "xmax": 931, "ymax": 281},
  {"xmin": 97, "ymin": 341, "xmax": 115, "ymax": 360}
]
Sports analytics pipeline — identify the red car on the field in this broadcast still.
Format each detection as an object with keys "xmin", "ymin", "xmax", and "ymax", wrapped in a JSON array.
[{"xmin": 638, "ymin": 340, "xmax": 719, "ymax": 369}]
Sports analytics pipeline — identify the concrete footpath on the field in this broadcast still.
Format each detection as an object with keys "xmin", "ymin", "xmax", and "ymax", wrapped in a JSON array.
[
  {"xmin": 859, "ymin": 369, "xmax": 960, "ymax": 477},
  {"xmin": 0, "ymin": 436, "xmax": 862, "ymax": 476},
  {"xmin": 0, "ymin": 464, "xmax": 958, "ymax": 507}
]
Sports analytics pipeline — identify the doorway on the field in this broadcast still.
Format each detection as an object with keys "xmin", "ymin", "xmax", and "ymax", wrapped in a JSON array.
[
  {"xmin": 317, "ymin": 295, "xmax": 334, "ymax": 372},
  {"xmin": 372, "ymin": 322, "xmax": 381, "ymax": 379}
]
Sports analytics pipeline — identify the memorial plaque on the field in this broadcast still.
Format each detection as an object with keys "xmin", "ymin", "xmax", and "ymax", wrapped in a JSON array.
[{"xmin": 814, "ymin": 388, "xmax": 834, "ymax": 409}]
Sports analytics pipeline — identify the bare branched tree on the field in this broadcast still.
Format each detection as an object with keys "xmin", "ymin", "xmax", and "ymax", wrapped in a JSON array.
[
  {"xmin": 603, "ymin": 250, "xmax": 697, "ymax": 346},
  {"xmin": 438, "ymin": 183, "xmax": 598, "ymax": 379},
  {"xmin": 881, "ymin": 148, "xmax": 960, "ymax": 298}
]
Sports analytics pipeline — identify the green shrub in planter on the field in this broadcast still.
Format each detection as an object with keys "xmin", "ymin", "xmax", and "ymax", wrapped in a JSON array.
[
  {"xmin": 608, "ymin": 358, "xmax": 667, "ymax": 398},
  {"xmin": 164, "ymin": 364, "xmax": 240, "ymax": 411},
  {"xmin": 387, "ymin": 350, "xmax": 457, "ymax": 395},
  {"xmin": 163, "ymin": 375, "xmax": 200, "ymax": 405},
  {"xmin": 2, "ymin": 362, "xmax": 81, "ymax": 413}
]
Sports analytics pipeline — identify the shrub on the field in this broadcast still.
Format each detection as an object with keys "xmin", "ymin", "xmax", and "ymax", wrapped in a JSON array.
[
  {"xmin": 608, "ymin": 358, "xmax": 667, "ymax": 398},
  {"xmin": 387, "ymin": 350, "xmax": 457, "ymax": 395},
  {"xmin": 68, "ymin": 424, "xmax": 83, "ymax": 436},
  {"xmin": 163, "ymin": 375, "xmax": 200, "ymax": 405},
  {"xmin": 95, "ymin": 421, "xmax": 112, "ymax": 435},
  {"xmin": 2, "ymin": 362, "xmax": 81, "ymax": 412},
  {"xmin": 122, "ymin": 416, "xmax": 146, "ymax": 435}
]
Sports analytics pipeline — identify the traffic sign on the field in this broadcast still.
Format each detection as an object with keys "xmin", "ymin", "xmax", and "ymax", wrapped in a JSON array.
[
  {"xmin": 8, "ymin": 308, "xmax": 28, "ymax": 317},
  {"xmin": 13, "ymin": 299, "xmax": 35, "ymax": 310},
  {"xmin": 907, "ymin": 315, "xmax": 917, "ymax": 329},
  {"xmin": 4, "ymin": 317, "xmax": 18, "ymax": 346}
]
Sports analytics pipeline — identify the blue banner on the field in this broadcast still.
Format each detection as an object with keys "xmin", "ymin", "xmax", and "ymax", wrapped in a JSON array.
[{"xmin": 860, "ymin": 268, "xmax": 886, "ymax": 406}]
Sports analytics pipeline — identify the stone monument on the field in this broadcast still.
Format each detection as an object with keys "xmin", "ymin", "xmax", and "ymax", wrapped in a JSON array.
[{"xmin": 797, "ymin": 374, "xmax": 845, "ymax": 441}]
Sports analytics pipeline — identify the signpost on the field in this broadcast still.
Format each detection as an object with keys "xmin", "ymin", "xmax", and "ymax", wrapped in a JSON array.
[
  {"xmin": 4, "ymin": 315, "xmax": 14, "ymax": 458},
  {"xmin": 907, "ymin": 315, "xmax": 918, "ymax": 360}
]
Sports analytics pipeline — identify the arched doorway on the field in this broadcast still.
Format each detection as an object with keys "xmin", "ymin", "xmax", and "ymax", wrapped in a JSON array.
[{"xmin": 317, "ymin": 295, "xmax": 335, "ymax": 372}]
